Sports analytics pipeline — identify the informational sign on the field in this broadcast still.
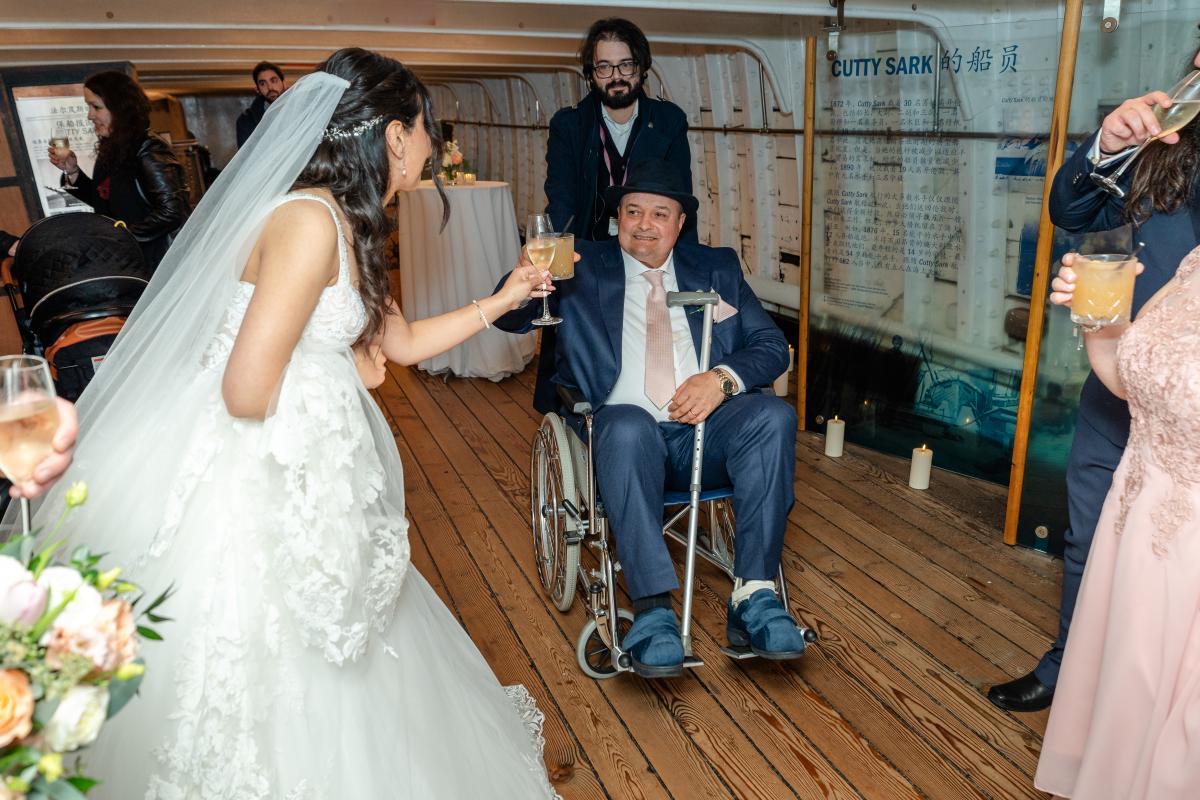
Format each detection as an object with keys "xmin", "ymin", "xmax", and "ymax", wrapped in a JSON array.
[{"xmin": 12, "ymin": 85, "xmax": 98, "ymax": 217}]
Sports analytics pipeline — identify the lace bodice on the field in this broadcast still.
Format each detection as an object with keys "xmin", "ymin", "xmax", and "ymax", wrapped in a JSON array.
[
  {"xmin": 1113, "ymin": 247, "xmax": 1200, "ymax": 554},
  {"xmin": 203, "ymin": 193, "xmax": 366, "ymax": 370}
]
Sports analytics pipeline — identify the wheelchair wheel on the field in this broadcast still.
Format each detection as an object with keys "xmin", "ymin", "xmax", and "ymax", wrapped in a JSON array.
[
  {"xmin": 576, "ymin": 609, "xmax": 635, "ymax": 680},
  {"xmin": 530, "ymin": 414, "xmax": 581, "ymax": 612}
]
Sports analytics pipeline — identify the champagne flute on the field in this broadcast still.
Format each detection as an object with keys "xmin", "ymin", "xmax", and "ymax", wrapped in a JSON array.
[
  {"xmin": 0, "ymin": 356, "xmax": 59, "ymax": 534},
  {"xmin": 527, "ymin": 214, "xmax": 561, "ymax": 327},
  {"xmin": 1091, "ymin": 70, "xmax": 1200, "ymax": 197}
]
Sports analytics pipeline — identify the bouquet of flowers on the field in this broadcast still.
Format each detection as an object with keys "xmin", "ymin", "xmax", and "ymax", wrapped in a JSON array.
[
  {"xmin": 0, "ymin": 483, "xmax": 169, "ymax": 799},
  {"xmin": 440, "ymin": 140, "xmax": 469, "ymax": 183}
]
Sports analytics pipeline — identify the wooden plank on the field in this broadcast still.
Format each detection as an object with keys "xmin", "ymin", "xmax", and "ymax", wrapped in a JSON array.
[
  {"xmin": 378, "ymin": 368, "xmax": 702, "ymax": 800},
  {"xmin": 445, "ymin": 375, "xmax": 915, "ymax": 800},
  {"xmin": 393, "ymin": 367, "xmax": 804, "ymax": 799}
]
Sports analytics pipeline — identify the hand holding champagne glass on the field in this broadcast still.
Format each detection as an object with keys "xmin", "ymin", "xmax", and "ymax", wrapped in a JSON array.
[
  {"xmin": 0, "ymin": 356, "xmax": 62, "ymax": 530},
  {"xmin": 527, "ymin": 214, "xmax": 561, "ymax": 327},
  {"xmin": 1091, "ymin": 70, "xmax": 1200, "ymax": 197},
  {"xmin": 46, "ymin": 138, "xmax": 78, "ymax": 176}
]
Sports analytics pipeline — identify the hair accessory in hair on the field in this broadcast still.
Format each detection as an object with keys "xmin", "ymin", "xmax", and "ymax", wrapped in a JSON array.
[{"xmin": 322, "ymin": 114, "xmax": 385, "ymax": 142}]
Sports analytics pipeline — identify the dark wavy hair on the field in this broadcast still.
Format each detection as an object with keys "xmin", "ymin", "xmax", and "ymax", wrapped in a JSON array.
[
  {"xmin": 252, "ymin": 61, "xmax": 285, "ymax": 84},
  {"xmin": 295, "ymin": 48, "xmax": 445, "ymax": 343},
  {"xmin": 580, "ymin": 18, "xmax": 652, "ymax": 88},
  {"xmin": 1123, "ymin": 50, "xmax": 1200, "ymax": 224},
  {"xmin": 83, "ymin": 71, "xmax": 150, "ymax": 170}
]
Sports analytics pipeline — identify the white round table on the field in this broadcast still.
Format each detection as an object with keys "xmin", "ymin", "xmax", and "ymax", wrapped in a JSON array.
[{"xmin": 396, "ymin": 180, "xmax": 535, "ymax": 380}]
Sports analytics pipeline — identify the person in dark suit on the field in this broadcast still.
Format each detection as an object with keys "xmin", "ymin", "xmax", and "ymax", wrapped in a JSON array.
[
  {"xmin": 495, "ymin": 160, "xmax": 807, "ymax": 678},
  {"xmin": 533, "ymin": 18, "xmax": 696, "ymax": 413},
  {"xmin": 988, "ymin": 49, "xmax": 1200, "ymax": 713},
  {"xmin": 236, "ymin": 62, "xmax": 287, "ymax": 148}
]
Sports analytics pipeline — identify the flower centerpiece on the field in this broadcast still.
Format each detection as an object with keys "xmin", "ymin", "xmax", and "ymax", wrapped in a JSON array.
[
  {"xmin": 440, "ymin": 140, "xmax": 469, "ymax": 184},
  {"xmin": 0, "ymin": 483, "xmax": 170, "ymax": 799}
]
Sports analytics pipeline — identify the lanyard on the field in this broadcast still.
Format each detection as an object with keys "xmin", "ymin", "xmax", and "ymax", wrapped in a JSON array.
[{"xmin": 598, "ymin": 121, "xmax": 635, "ymax": 188}]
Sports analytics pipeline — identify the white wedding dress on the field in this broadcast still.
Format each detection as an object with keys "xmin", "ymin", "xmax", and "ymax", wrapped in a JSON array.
[{"xmin": 80, "ymin": 193, "xmax": 559, "ymax": 799}]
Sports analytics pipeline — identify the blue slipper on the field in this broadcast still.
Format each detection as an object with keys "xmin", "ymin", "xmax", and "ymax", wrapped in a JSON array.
[
  {"xmin": 727, "ymin": 589, "xmax": 807, "ymax": 660},
  {"xmin": 622, "ymin": 607, "xmax": 684, "ymax": 678}
]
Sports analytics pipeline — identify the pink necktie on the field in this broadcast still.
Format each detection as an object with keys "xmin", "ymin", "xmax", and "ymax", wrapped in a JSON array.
[{"xmin": 642, "ymin": 270, "xmax": 675, "ymax": 409}]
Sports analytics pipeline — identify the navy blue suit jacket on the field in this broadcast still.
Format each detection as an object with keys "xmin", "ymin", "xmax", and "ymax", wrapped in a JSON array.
[
  {"xmin": 1049, "ymin": 131, "xmax": 1198, "ymax": 447},
  {"xmin": 494, "ymin": 239, "xmax": 788, "ymax": 409},
  {"xmin": 545, "ymin": 93, "xmax": 695, "ymax": 243}
]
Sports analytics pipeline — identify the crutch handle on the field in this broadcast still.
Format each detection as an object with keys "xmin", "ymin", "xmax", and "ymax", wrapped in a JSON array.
[{"xmin": 666, "ymin": 290, "xmax": 719, "ymax": 308}]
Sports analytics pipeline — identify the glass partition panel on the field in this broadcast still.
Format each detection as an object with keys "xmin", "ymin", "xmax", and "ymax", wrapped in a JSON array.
[
  {"xmin": 1013, "ymin": 2, "xmax": 1200, "ymax": 552},
  {"xmin": 807, "ymin": 14, "xmax": 1061, "ymax": 487}
]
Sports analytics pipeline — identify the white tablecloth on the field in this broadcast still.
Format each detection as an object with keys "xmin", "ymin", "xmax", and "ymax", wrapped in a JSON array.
[{"xmin": 396, "ymin": 180, "xmax": 535, "ymax": 380}]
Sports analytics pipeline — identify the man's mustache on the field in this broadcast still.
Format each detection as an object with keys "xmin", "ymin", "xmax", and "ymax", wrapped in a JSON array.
[{"xmin": 606, "ymin": 81, "xmax": 632, "ymax": 93}]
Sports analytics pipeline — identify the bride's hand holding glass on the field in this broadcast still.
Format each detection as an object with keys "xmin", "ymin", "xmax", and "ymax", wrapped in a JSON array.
[
  {"xmin": 1099, "ymin": 91, "xmax": 1179, "ymax": 152},
  {"xmin": 498, "ymin": 264, "xmax": 554, "ymax": 309}
]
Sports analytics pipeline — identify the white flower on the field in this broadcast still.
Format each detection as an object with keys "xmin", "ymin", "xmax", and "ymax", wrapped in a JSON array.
[
  {"xmin": 0, "ymin": 556, "xmax": 29, "ymax": 596},
  {"xmin": 36, "ymin": 567, "xmax": 103, "ymax": 640},
  {"xmin": 43, "ymin": 684, "xmax": 108, "ymax": 752}
]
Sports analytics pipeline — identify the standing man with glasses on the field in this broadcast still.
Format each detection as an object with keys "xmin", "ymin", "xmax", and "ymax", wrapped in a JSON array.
[{"xmin": 536, "ymin": 18, "xmax": 695, "ymax": 412}]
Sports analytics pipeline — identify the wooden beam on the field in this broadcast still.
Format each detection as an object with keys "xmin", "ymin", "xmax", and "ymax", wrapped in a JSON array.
[
  {"xmin": 1003, "ymin": 0, "xmax": 1084, "ymax": 545},
  {"xmin": 797, "ymin": 36, "xmax": 816, "ymax": 430}
]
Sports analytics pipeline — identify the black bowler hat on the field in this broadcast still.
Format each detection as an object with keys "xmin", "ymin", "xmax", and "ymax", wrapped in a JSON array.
[{"xmin": 604, "ymin": 159, "xmax": 699, "ymax": 217}]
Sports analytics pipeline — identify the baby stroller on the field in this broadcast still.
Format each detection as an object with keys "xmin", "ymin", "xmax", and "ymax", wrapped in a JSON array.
[{"xmin": 4, "ymin": 213, "xmax": 150, "ymax": 401}]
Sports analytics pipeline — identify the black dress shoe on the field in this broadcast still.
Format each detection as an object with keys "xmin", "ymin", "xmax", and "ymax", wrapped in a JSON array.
[{"xmin": 987, "ymin": 671, "xmax": 1055, "ymax": 712}]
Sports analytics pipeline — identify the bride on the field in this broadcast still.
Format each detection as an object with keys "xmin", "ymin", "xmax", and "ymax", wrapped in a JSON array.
[{"xmin": 24, "ymin": 48, "xmax": 560, "ymax": 798}]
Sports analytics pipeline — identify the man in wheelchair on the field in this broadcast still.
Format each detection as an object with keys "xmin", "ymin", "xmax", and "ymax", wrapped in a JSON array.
[{"xmin": 495, "ymin": 160, "xmax": 807, "ymax": 678}]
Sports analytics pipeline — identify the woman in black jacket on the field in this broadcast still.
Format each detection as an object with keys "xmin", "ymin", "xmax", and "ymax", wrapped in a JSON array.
[{"xmin": 48, "ymin": 71, "xmax": 189, "ymax": 271}]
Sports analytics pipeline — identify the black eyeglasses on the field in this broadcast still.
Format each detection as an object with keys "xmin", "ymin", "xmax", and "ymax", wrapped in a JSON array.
[{"xmin": 592, "ymin": 60, "xmax": 638, "ymax": 79}]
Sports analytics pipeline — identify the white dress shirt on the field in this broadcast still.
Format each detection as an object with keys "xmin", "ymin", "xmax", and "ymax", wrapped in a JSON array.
[
  {"xmin": 601, "ymin": 100, "xmax": 639, "ymax": 156},
  {"xmin": 604, "ymin": 248, "xmax": 742, "ymax": 422}
]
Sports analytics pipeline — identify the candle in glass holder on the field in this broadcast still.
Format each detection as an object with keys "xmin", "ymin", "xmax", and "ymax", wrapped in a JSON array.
[
  {"xmin": 824, "ymin": 415, "xmax": 844, "ymax": 458},
  {"xmin": 462, "ymin": 172, "xmax": 477, "ymax": 185},
  {"xmin": 909, "ymin": 444, "xmax": 932, "ymax": 490}
]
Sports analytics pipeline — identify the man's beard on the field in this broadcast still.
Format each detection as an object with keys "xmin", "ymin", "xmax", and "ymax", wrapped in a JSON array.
[
  {"xmin": 261, "ymin": 90, "xmax": 280, "ymax": 104},
  {"xmin": 598, "ymin": 79, "xmax": 640, "ymax": 110}
]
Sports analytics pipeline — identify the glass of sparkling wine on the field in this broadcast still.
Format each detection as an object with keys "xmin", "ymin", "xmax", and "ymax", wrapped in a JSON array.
[
  {"xmin": 1091, "ymin": 69, "xmax": 1200, "ymax": 197},
  {"xmin": 1070, "ymin": 253, "xmax": 1136, "ymax": 337},
  {"xmin": 0, "ymin": 356, "xmax": 59, "ymax": 533},
  {"xmin": 48, "ymin": 136, "xmax": 70, "ymax": 161},
  {"xmin": 527, "ymin": 214, "xmax": 560, "ymax": 327}
]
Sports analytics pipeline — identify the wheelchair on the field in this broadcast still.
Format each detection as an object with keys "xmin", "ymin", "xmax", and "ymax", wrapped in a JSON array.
[{"xmin": 529, "ymin": 291, "xmax": 816, "ymax": 679}]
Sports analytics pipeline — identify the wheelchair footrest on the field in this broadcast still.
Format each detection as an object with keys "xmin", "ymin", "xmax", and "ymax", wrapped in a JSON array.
[
  {"xmin": 683, "ymin": 655, "xmax": 704, "ymax": 669},
  {"xmin": 719, "ymin": 644, "xmax": 760, "ymax": 660}
]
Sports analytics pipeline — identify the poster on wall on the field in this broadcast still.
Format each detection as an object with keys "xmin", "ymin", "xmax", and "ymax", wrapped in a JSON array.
[{"xmin": 12, "ymin": 85, "xmax": 98, "ymax": 217}]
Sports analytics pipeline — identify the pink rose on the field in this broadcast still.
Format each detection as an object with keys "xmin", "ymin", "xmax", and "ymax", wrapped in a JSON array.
[
  {"xmin": 0, "ymin": 580, "xmax": 47, "ymax": 627},
  {"xmin": 46, "ymin": 599, "xmax": 137, "ymax": 674},
  {"xmin": 0, "ymin": 556, "xmax": 47, "ymax": 626},
  {"xmin": 450, "ymin": 151, "xmax": 463, "ymax": 166}
]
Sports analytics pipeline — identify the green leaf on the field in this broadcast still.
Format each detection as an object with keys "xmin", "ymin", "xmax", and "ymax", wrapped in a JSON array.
[
  {"xmin": 136, "ymin": 626, "xmax": 162, "ymax": 642},
  {"xmin": 34, "ymin": 695, "xmax": 61, "ymax": 726},
  {"xmin": 31, "ymin": 776, "xmax": 89, "ymax": 799},
  {"xmin": 145, "ymin": 613, "xmax": 172, "ymax": 624},
  {"xmin": 66, "ymin": 777, "xmax": 99, "ymax": 793},
  {"xmin": 0, "ymin": 745, "xmax": 39, "ymax": 772},
  {"xmin": 139, "ymin": 583, "xmax": 175, "ymax": 618},
  {"xmin": 0, "ymin": 534, "xmax": 30, "ymax": 559},
  {"xmin": 106, "ymin": 661, "xmax": 144, "ymax": 718}
]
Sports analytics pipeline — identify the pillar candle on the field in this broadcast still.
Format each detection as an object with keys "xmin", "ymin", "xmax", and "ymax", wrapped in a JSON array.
[
  {"xmin": 909, "ymin": 444, "xmax": 933, "ymax": 490},
  {"xmin": 824, "ymin": 415, "xmax": 844, "ymax": 458}
]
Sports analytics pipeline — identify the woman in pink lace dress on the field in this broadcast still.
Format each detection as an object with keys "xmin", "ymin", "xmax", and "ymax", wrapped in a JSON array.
[{"xmin": 1035, "ymin": 249, "xmax": 1200, "ymax": 799}]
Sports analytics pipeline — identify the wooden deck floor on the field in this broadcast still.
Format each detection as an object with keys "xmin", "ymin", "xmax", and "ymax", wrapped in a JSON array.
[{"xmin": 373, "ymin": 360, "xmax": 1061, "ymax": 800}]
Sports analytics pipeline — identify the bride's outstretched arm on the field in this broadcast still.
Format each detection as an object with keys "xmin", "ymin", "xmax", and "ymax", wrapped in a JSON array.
[
  {"xmin": 222, "ymin": 201, "xmax": 340, "ymax": 418},
  {"xmin": 379, "ymin": 264, "xmax": 550, "ymax": 366}
]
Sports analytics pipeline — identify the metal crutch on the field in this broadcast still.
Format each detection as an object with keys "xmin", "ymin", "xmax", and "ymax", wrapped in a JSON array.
[{"xmin": 665, "ymin": 290, "xmax": 720, "ymax": 662}]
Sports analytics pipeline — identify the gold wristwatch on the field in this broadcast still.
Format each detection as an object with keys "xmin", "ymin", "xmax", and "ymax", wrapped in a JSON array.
[{"xmin": 711, "ymin": 367, "xmax": 736, "ymax": 398}]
